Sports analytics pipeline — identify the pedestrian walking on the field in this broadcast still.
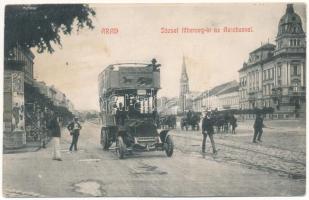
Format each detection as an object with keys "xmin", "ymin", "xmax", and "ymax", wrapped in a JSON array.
[
  {"xmin": 201, "ymin": 112, "xmax": 217, "ymax": 154},
  {"xmin": 67, "ymin": 116, "xmax": 82, "ymax": 152},
  {"xmin": 253, "ymin": 113, "xmax": 264, "ymax": 143},
  {"xmin": 231, "ymin": 115, "xmax": 237, "ymax": 134},
  {"xmin": 47, "ymin": 111, "xmax": 62, "ymax": 161}
]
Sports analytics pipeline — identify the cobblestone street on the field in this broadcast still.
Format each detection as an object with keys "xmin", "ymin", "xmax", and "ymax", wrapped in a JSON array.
[
  {"xmin": 172, "ymin": 119, "xmax": 306, "ymax": 180},
  {"xmin": 2, "ymin": 120, "xmax": 306, "ymax": 197}
]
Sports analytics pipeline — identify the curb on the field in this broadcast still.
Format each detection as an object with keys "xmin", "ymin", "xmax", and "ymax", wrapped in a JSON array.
[{"xmin": 3, "ymin": 145, "xmax": 42, "ymax": 154}]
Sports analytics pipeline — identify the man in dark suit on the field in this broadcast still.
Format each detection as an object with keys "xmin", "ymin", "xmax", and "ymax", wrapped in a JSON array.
[
  {"xmin": 253, "ymin": 113, "xmax": 264, "ymax": 143},
  {"xmin": 202, "ymin": 112, "xmax": 217, "ymax": 154},
  {"xmin": 67, "ymin": 117, "xmax": 82, "ymax": 151}
]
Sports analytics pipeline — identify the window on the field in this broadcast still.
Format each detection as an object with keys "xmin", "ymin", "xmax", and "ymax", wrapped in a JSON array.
[
  {"xmin": 290, "ymin": 39, "xmax": 298, "ymax": 47},
  {"xmin": 256, "ymin": 72, "xmax": 259, "ymax": 88},
  {"xmin": 278, "ymin": 65, "xmax": 282, "ymax": 77},
  {"xmin": 267, "ymin": 69, "xmax": 270, "ymax": 80},
  {"xmin": 292, "ymin": 65, "xmax": 298, "ymax": 76},
  {"xmin": 278, "ymin": 41, "xmax": 282, "ymax": 48},
  {"xmin": 293, "ymin": 81, "xmax": 299, "ymax": 92},
  {"xmin": 278, "ymin": 80, "xmax": 282, "ymax": 86},
  {"xmin": 272, "ymin": 69, "xmax": 274, "ymax": 79}
]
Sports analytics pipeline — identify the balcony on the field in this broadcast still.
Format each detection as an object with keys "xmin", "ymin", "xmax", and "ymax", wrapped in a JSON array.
[
  {"xmin": 274, "ymin": 47, "xmax": 306, "ymax": 55},
  {"xmin": 248, "ymin": 92, "xmax": 257, "ymax": 101},
  {"xmin": 288, "ymin": 90, "xmax": 305, "ymax": 97},
  {"xmin": 272, "ymin": 87, "xmax": 305, "ymax": 98},
  {"xmin": 271, "ymin": 87, "xmax": 282, "ymax": 98}
]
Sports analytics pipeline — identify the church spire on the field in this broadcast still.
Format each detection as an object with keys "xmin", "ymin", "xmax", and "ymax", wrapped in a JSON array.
[
  {"xmin": 181, "ymin": 56, "xmax": 188, "ymax": 81},
  {"xmin": 179, "ymin": 56, "xmax": 190, "ymax": 113},
  {"xmin": 286, "ymin": 4, "xmax": 294, "ymax": 14}
]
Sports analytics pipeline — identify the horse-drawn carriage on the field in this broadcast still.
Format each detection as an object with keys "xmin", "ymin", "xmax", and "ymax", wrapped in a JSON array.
[
  {"xmin": 180, "ymin": 110, "xmax": 201, "ymax": 131},
  {"xmin": 98, "ymin": 60, "xmax": 174, "ymax": 159}
]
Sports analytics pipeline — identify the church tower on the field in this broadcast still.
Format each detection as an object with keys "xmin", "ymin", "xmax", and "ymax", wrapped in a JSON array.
[
  {"xmin": 275, "ymin": 4, "xmax": 306, "ymax": 54},
  {"xmin": 179, "ymin": 56, "xmax": 190, "ymax": 113},
  {"xmin": 274, "ymin": 4, "xmax": 306, "ymax": 117}
]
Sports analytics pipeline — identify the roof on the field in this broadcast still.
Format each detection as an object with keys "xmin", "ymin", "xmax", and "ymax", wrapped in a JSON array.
[
  {"xmin": 277, "ymin": 5, "xmax": 305, "ymax": 37},
  {"xmin": 250, "ymin": 43, "xmax": 275, "ymax": 54},
  {"xmin": 208, "ymin": 80, "xmax": 238, "ymax": 96},
  {"xmin": 217, "ymin": 85, "xmax": 239, "ymax": 96}
]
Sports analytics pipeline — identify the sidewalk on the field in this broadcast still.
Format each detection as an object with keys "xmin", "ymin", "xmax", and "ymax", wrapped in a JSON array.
[
  {"xmin": 3, "ymin": 125, "xmax": 71, "ymax": 154},
  {"xmin": 3, "ymin": 141, "xmax": 42, "ymax": 154},
  {"xmin": 2, "ymin": 127, "xmax": 81, "ymax": 197}
]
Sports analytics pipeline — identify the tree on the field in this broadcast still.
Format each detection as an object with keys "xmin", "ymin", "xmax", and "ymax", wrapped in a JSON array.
[{"xmin": 5, "ymin": 4, "xmax": 96, "ymax": 57}]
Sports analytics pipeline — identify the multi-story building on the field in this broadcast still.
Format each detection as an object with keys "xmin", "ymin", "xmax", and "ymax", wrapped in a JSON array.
[
  {"xmin": 157, "ymin": 97, "xmax": 168, "ymax": 113},
  {"xmin": 5, "ymin": 44, "xmax": 35, "ymax": 85},
  {"xmin": 192, "ymin": 81, "xmax": 239, "ymax": 112},
  {"xmin": 4, "ymin": 44, "xmax": 76, "ymax": 149},
  {"xmin": 157, "ymin": 96, "xmax": 179, "ymax": 115},
  {"xmin": 217, "ymin": 85, "xmax": 240, "ymax": 111},
  {"xmin": 3, "ymin": 44, "xmax": 35, "ymax": 148},
  {"xmin": 49, "ymin": 86, "xmax": 67, "ymax": 107},
  {"xmin": 185, "ymin": 91, "xmax": 201, "ymax": 111},
  {"xmin": 34, "ymin": 81, "xmax": 49, "ymax": 97},
  {"xmin": 66, "ymin": 99, "xmax": 75, "ymax": 113},
  {"xmin": 238, "ymin": 4, "xmax": 306, "ymax": 119}
]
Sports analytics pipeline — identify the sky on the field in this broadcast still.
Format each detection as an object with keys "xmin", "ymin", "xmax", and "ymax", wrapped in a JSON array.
[{"xmin": 32, "ymin": 3, "xmax": 306, "ymax": 111}]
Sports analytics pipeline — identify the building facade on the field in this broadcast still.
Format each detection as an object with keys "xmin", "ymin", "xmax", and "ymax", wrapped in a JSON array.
[
  {"xmin": 238, "ymin": 4, "xmax": 306, "ymax": 119},
  {"xmin": 192, "ymin": 81, "xmax": 239, "ymax": 112},
  {"xmin": 4, "ymin": 45, "xmax": 75, "ymax": 149},
  {"xmin": 157, "ymin": 96, "xmax": 179, "ymax": 115},
  {"xmin": 217, "ymin": 85, "xmax": 240, "ymax": 111}
]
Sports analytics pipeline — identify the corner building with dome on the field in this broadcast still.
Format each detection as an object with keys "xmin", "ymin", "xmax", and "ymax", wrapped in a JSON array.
[{"xmin": 238, "ymin": 4, "xmax": 306, "ymax": 119}]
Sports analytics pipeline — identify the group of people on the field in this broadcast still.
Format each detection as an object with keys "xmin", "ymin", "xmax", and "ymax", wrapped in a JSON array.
[
  {"xmin": 211, "ymin": 114, "xmax": 238, "ymax": 134},
  {"xmin": 181, "ymin": 110, "xmax": 201, "ymax": 131},
  {"xmin": 47, "ymin": 111, "xmax": 82, "ymax": 161},
  {"xmin": 200, "ymin": 111, "xmax": 264, "ymax": 154},
  {"xmin": 46, "ymin": 108, "xmax": 265, "ymax": 158}
]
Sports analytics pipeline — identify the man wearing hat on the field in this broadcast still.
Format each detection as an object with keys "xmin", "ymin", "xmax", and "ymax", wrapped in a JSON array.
[
  {"xmin": 67, "ymin": 116, "xmax": 82, "ymax": 151},
  {"xmin": 201, "ymin": 111, "xmax": 217, "ymax": 154},
  {"xmin": 149, "ymin": 58, "xmax": 161, "ymax": 71},
  {"xmin": 253, "ymin": 113, "xmax": 264, "ymax": 143}
]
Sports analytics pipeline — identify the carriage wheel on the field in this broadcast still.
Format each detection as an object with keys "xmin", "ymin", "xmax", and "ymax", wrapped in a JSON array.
[
  {"xmin": 116, "ymin": 136, "xmax": 126, "ymax": 159},
  {"xmin": 101, "ymin": 128, "xmax": 110, "ymax": 151},
  {"xmin": 165, "ymin": 136, "xmax": 174, "ymax": 157}
]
